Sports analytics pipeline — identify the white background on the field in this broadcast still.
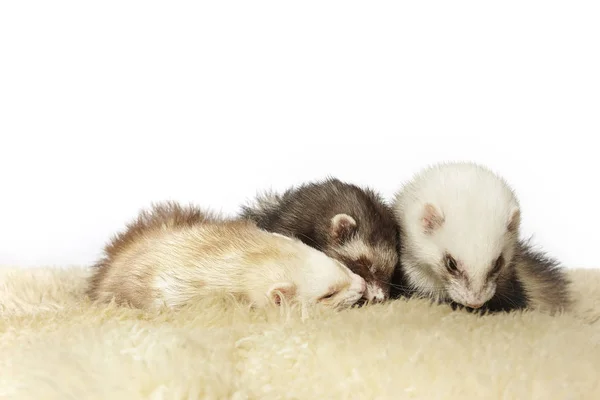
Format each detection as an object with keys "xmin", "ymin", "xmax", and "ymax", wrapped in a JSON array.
[{"xmin": 1, "ymin": 1, "xmax": 599, "ymax": 269}]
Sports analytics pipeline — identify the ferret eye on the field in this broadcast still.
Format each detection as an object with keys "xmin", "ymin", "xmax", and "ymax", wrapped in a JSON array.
[
  {"xmin": 445, "ymin": 255, "xmax": 458, "ymax": 273},
  {"xmin": 491, "ymin": 255, "xmax": 504, "ymax": 275},
  {"xmin": 319, "ymin": 291, "xmax": 337, "ymax": 301},
  {"xmin": 355, "ymin": 257, "xmax": 372, "ymax": 270}
]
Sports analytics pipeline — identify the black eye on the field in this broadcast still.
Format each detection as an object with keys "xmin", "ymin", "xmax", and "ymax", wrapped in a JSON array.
[
  {"xmin": 491, "ymin": 254, "xmax": 504, "ymax": 275},
  {"xmin": 445, "ymin": 255, "xmax": 458, "ymax": 273}
]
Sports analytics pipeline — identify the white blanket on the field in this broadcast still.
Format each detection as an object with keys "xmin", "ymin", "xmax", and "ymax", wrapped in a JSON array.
[{"xmin": 1, "ymin": 266, "xmax": 599, "ymax": 399}]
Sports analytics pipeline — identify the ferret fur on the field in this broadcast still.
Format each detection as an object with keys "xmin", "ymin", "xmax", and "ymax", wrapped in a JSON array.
[
  {"xmin": 86, "ymin": 202, "xmax": 366, "ymax": 312},
  {"xmin": 240, "ymin": 177, "xmax": 400, "ymax": 302},
  {"xmin": 391, "ymin": 162, "xmax": 572, "ymax": 314}
]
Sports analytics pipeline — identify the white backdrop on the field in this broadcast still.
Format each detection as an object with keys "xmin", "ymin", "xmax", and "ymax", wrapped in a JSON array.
[{"xmin": 1, "ymin": 1, "xmax": 599, "ymax": 269}]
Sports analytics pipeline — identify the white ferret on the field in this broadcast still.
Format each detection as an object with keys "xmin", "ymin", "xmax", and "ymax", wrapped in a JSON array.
[
  {"xmin": 87, "ymin": 202, "xmax": 366, "ymax": 312},
  {"xmin": 391, "ymin": 162, "xmax": 571, "ymax": 314}
]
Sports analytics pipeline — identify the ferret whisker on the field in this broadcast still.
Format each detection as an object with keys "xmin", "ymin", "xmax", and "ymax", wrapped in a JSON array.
[
  {"xmin": 493, "ymin": 291, "xmax": 521, "ymax": 309},
  {"xmin": 290, "ymin": 232, "xmax": 320, "ymax": 247},
  {"xmin": 370, "ymin": 276, "xmax": 447, "ymax": 293}
]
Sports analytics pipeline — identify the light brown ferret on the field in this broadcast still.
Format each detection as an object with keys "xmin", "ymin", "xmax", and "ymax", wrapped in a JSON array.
[{"xmin": 86, "ymin": 202, "xmax": 366, "ymax": 312}]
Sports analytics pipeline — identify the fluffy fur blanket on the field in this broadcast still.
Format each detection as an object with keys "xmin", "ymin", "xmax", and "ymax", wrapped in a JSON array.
[{"xmin": 1, "ymin": 266, "xmax": 599, "ymax": 400}]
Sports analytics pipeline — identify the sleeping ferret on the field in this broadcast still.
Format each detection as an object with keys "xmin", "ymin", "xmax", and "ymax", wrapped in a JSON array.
[{"xmin": 86, "ymin": 202, "xmax": 367, "ymax": 313}]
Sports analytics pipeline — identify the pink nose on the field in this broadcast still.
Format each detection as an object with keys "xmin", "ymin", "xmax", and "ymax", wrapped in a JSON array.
[{"xmin": 466, "ymin": 302, "xmax": 484, "ymax": 309}]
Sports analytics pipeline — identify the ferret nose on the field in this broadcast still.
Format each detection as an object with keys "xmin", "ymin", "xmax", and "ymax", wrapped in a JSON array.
[
  {"xmin": 363, "ymin": 285, "xmax": 386, "ymax": 302},
  {"xmin": 466, "ymin": 302, "xmax": 484, "ymax": 309},
  {"xmin": 373, "ymin": 288, "xmax": 386, "ymax": 302}
]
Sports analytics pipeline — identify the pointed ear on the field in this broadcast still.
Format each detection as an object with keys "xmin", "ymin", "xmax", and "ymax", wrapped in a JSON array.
[
  {"xmin": 507, "ymin": 206, "xmax": 521, "ymax": 233},
  {"xmin": 422, "ymin": 203, "xmax": 444, "ymax": 234},
  {"xmin": 267, "ymin": 282, "xmax": 297, "ymax": 306},
  {"xmin": 330, "ymin": 213, "xmax": 357, "ymax": 242}
]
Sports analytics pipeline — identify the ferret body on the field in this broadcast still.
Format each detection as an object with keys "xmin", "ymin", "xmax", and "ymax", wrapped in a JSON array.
[
  {"xmin": 392, "ymin": 162, "xmax": 571, "ymax": 314},
  {"xmin": 87, "ymin": 202, "xmax": 366, "ymax": 311},
  {"xmin": 240, "ymin": 178, "xmax": 400, "ymax": 302}
]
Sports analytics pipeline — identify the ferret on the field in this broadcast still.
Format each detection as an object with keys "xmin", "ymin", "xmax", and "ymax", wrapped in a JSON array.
[
  {"xmin": 391, "ymin": 162, "xmax": 572, "ymax": 314},
  {"xmin": 86, "ymin": 202, "xmax": 367, "ymax": 313},
  {"xmin": 239, "ymin": 177, "xmax": 400, "ymax": 302}
]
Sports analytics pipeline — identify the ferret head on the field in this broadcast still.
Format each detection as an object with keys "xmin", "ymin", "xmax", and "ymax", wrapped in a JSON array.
[
  {"xmin": 394, "ymin": 162, "xmax": 521, "ymax": 309},
  {"xmin": 265, "ymin": 234, "xmax": 367, "ymax": 310},
  {"xmin": 240, "ymin": 179, "xmax": 399, "ymax": 303},
  {"xmin": 325, "ymin": 213, "xmax": 399, "ymax": 303}
]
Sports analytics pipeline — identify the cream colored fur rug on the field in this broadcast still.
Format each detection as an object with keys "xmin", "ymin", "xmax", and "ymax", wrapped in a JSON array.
[{"xmin": 1, "ymin": 266, "xmax": 599, "ymax": 400}]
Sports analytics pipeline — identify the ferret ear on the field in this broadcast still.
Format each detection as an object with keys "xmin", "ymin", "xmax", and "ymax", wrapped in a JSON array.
[
  {"xmin": 507, "ymin": 206, "xmax": 521, "ymax": 233},
  {"xmin": 330, "ymin": 213, "xmax": 357, "ymax": 242},
  {"xmin": 422, "ymin": 203, "xmax": 444, "ymax": 234},
  {"xmin": 267, "ymin": 282, "xmax": 297, "ymax": 306}
]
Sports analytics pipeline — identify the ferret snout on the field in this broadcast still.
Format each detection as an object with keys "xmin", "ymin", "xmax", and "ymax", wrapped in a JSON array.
[
  {"xmin": 364, "ymin": 284, "xmax": 387, "ymax": 303},
  {"xmin": 465, "ymin": 302, "xmax": 484, "ymax": 309},
  {"xmin": 350, "ymin": 274, "xmax": 367, "ymax": 295}
]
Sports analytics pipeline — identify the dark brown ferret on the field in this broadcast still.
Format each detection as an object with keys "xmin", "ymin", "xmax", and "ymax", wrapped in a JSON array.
[{"xmin": 240, "ymin": 177, "xmax": 400, "ymax": 302}]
